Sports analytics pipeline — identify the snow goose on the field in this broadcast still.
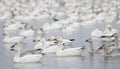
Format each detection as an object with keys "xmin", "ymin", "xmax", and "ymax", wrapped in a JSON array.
[
  {"xmin": 3, "ymin": 31, "xmax": 25, "ymax": 44},
  {"xmin": 91, "ymin": 29, "xmax": 103, "ymax": 37},
  {"xmin": 100, "ymin": 25, "xmax": 118, "ymax": 42},
  {"xmin": 19, "ymin": 25, "xmax": 36, "ymax": 37},
  {"xmin": 10, "ymin": 43, "xmax": 44, "ymax": 63},
  {"xmin": 103, "ymin": 25, "xmax": 118, "ymax": 35},
  {"xmin": 4, "ymin": 22, "xmax": 26, "ymax": 31},
  {"xmin": 47, "ymin": 36, "xmax": 75, "ymax": 47},
  {"xmin": 56, "ymin": 47, "xmax": 85, "ymax": 56},
  {"xmin": 101, "ymin": 25, "xmax": 119, "ymax": 48},
  {"xmin": 50, "ymin": 22, "xmax": 63, "ymax": 31},
  {"xmin": 33, "ymin": 37, "xmax": 56, "ymax": 50},
  {"xmin": 56, "ymin": 42, "xmax": 85, "ymax": 56},
  {"xmin": 62, "ymin": 24, "xmax": 75, "ymax": 36},
  {"xmin": 40, "ymin": 40, "xmax": 61, "ymax": 54},
  {"xmin": 42, "ymin": 23, "xmax": 51, "ymax": 33},
  {"xmin": 39, "ymin": 37, "xmax": 63, "ymax": 54},
  {"xmin": 36, "ymin": 28, "xmax": 44, "ymax": 37},
  {"xmin": 57, "ymin": 37, "xmax": 75, "ymax": 47},
  {"xmin": 41, "ymin": 37, "xmax": 75, "ymax": 54}
]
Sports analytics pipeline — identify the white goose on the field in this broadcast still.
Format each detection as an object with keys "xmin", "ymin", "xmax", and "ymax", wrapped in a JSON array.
[
  {"xmin": 3, "ymin": 31, "xmax": 25, "ymax": 44},
  {"xmin": 56, "ymin": 46, "xmax": 85, "ymax": 56},
  {"xmin": 42, "ymin": 23, "xmax": 51, "ymax": 33},
  {"xmin": 41, "ymin": 37, "xmax": 76, "ymax": 54},
  {"xmin": 41, "ymin": 44, "xmax": 61, "ymax": 54},
  {"xmin": 10, "ymin": 43, "xmax": 44, "ymax": 63},
  {"xmin": 47, "ymin": 36, "xmax": 75, "ymax": 47},
  {"xmin": 91, "ymin": 29, "xmax": 103, "ymax": 37},
  {"xmin": 33, "ymin": 37, "xmax": 56, "ymax": 50},
  {"xmin": 19, "ymin": 25, "xmax": 36, "ymax": 37},
  {"xmin": 101, "ymin": 25, "xmax": 118, "ymax": 42},
  {"xmin": 4, "ymin": 22, "xmax": 26, "ymax": 31}
]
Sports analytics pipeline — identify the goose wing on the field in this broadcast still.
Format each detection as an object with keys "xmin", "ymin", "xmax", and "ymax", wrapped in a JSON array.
[{"xmin": 20, "ymin": 49, "xmax": 42, "ymax": 57}]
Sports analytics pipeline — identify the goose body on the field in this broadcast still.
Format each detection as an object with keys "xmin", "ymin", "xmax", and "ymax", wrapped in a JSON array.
[
  {"xmin": 3, "ymin": 36, "xmax": 24, "ymax": 44},
  {"xmin": 13, "ymin": 54, "xmax": 43, "ymax": 63},
  {"xmin": 91, "ymin": 29, "xmax": 103, "ymax": 37},
  {"xmin": 3, "ymin": 31, "xmax": 25, "ymax": 43},
  {"xmin": 20, "ymin": 29, "xmax": 35, "ymax": 37},
  {"xmin": 41, "ymin": 45, "xmax": 61, "ymax": 54},
  {"xmin": 33, "ymin": 37, "xmax": 56, "ymax": 49},
  {"xmin": 4, "ymin": 22, "xmax": 25, "ymax": 31},
  {"xmin": 4, "ymin": 23, "xmax": 19, "ymax": 31},
  {"xmin": 19, "ymin": 25, "xmax": 36, "ymax": 37},
  {"xmin": 10, "ymin": 43, "xmax": 43, "ymax": 63},
  {"xmin": 56, "ymin": 47, "xmax": 85, "ymax": 56}
]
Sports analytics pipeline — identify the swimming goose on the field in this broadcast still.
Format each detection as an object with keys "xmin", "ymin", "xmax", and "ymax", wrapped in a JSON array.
[
  {"xmin": 56, "ymin": 46, "xmax": 85, "ymax": 56},
  {"xmin": 41, "ymin": 44, "xmax": 61, "ymax": 54},
  {"xmin": 19, "ymin": 25, "xmax": 36, "ymax": 37},
  {"xmin": 4, "ymin": 22, "xmax": 26, "ymax": 31},
  {"xmin": 10, "ymin": 43, "xmax": 44, "ymax": 63},
  {"xmin": 3, "ymin": 31, "xmax": 25, "ymax": 44},
  {"xmin": 91, "ymin": 29, "xmax": 103, "ymax": 37},
  {"xmin": 42, "ymin": 23, "xmax": 51, "ymax": 33},
  {"xmin": 103, "ymin": 25, "xmax": 118, "ymax": 36},
  {"xmin": 101, "ymin": 25, "xmax": 118, "ymax": 42},
  {"xmin": 36, "ymin": 28, "xmax": 44, "ymax": 37},
  {"xmin": 56, "ymin": 41, "xmax": 85, "ymax": 56},
  {"xmin": 41, "ymin": 38, "xmax": 75, "ymax": 54},
  {"xmin": 47, "ymin": 36, "xmax": 75, "ymax": 47},
  {"xmin": 33, "ymin": 37, "xmax": 56, "ymax": 50}
]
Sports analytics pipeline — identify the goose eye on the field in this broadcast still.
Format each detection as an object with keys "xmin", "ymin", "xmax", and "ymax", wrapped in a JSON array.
[{"xmin": 38, "ymin": 40, "xmax": 40, "ymax": 42}]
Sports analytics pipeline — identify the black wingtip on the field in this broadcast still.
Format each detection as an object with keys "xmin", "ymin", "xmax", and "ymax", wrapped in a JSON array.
[
  {"xmin": 85, "ymin": 39, "xmax": 89, "ymax": 42},
  {"xmin": 69, "ymin": 39, "xmax": 75, "ymax": 41},
  {"xmin": 10, "ymin": 43, "xmax": 17, "ymax": 48},
  {"xmin": 81, "ymin": 46, "xmax": 85, "ymax": 49}
]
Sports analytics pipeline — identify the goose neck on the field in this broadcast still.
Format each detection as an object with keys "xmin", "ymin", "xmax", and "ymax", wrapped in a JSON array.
[{"xmin": 14, "ymin": 47, "xmax": 21, "ymax": 58}]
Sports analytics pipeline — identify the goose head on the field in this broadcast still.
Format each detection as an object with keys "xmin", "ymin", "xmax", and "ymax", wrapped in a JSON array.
[
  {"xmin": 33, "ymin": 37, "xmax": 42, "ymax": 42},
  {"xmin": 19, "ymin": 23, "xmax": 28, "ymax": 30},
  {"xmin": 106, "ymin": 24, "xmax": 112, "ymax": 31},
  {"xmin": 33, "ymin": 37, "xmax": 45, "ymax": 43},
  {"xmin": 85, "ymin": 38, "xmax": 92, "ymax": 42},
  {"xmin": 3, "ymin": 31, "xmax": 9, "ymax": 37},
  {"xmin": 47, "ymin": 36, "xmax": 58, "ymax": 41}
]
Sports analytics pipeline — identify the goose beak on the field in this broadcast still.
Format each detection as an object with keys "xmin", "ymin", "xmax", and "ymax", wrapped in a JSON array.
[
  {"xmin": 10, "ymin": 48, "xmax": 14, "ymax": 51},
  {"xmin": 85, "ymin": 39, "xmax": 90, "ymax": 42},
  {"xmin": 85, "ymin": 38, "xmax": 91, "ymax": 42},
  {"xmin": 54, "ymin": 41, "xmax": 58, "ymax": 44}
]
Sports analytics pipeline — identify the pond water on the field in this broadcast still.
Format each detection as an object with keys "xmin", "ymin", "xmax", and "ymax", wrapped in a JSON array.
[{"xmin": 1, "ymin": 21, "xmax": 120, "ymax": 69}]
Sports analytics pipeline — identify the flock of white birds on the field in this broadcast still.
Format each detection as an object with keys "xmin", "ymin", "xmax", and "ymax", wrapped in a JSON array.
[{"xmin": 2, "ymin": 0, "xmax": 120, "ymax": 63}]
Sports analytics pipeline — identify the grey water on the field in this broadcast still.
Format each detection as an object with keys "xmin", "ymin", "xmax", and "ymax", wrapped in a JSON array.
[{"xmin": 1, "ymin": 21, "xmax": 120, "ymax": 69}]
